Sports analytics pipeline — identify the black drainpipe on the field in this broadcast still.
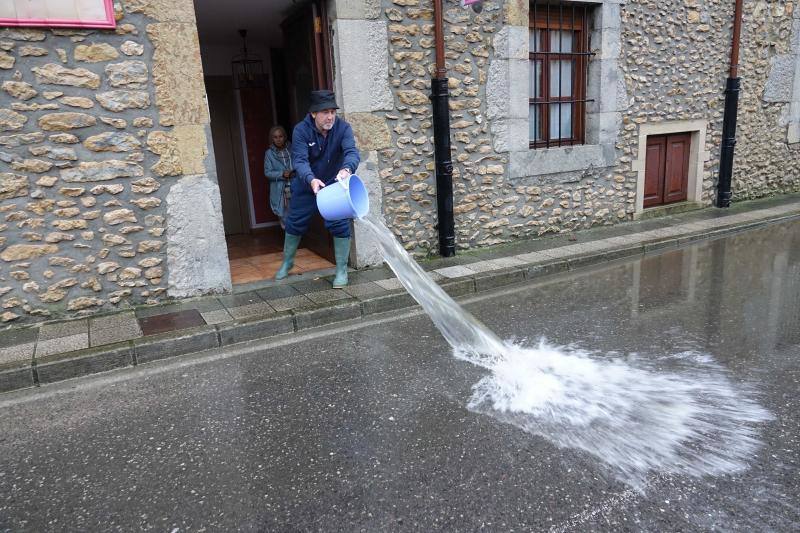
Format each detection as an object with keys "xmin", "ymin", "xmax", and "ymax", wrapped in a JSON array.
[
  {"xmin": 431, "ymin": 0, "xmax": 456, "ymax": 257},
  {"xmin": 717, "ymin": 0, "xmax": 744, "ymax": 208}
]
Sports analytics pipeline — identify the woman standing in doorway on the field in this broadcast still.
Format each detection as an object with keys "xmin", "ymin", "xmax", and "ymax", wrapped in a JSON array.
[{"xmin": 264, "ymin": 125, "xmax": 294, "ymax": 229}]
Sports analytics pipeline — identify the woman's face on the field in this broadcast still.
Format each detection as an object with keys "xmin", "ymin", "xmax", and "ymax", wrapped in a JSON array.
[{"xmin": 272, "ymin": 130, "xmax": 286, "ymax": 148}]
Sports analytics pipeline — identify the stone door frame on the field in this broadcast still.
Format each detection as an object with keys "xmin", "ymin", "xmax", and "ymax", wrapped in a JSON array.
[
  {"xmin": 631, "ymin": 120, "xmax": 711, "ymax": 216},
  {"xmin": 329, "ymin": 0, "xmax": 394, "ymax": 268}
]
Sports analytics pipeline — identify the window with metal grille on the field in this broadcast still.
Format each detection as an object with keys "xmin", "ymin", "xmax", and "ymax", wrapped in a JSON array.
[{"xmin": 529, "ymin": 1, "xmax": 594, "ymax": 148}]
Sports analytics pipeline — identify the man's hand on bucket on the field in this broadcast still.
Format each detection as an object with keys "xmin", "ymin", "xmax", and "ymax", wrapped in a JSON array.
[
  {"xmin": 336, "ymin": 168, "xmax": 352, "ymax": 181},
  {"xmin": 310, "ymin": 178, "xmax": 326, "ymax": 194}
]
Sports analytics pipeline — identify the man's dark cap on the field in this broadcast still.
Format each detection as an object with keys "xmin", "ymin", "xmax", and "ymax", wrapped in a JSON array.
[{"xmin": 309, "ymin": 90, "xmax": 339, "ymax": 113}]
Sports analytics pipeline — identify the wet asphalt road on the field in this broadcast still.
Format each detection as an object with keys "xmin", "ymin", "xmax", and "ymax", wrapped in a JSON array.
[{"xmin": 0, "ymin": 221, "xmax": 799, "ymax": 532}]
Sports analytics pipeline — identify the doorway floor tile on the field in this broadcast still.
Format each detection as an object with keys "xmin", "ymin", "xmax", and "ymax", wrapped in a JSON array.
[{"xmin": 229, "ymin": 250, "xmax": 335, "ymax": 285}]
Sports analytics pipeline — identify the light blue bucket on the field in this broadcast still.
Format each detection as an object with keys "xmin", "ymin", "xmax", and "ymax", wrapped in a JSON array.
[{"xmin": 316, "ymin": 174, "xmax": 369, "ymax": 220}]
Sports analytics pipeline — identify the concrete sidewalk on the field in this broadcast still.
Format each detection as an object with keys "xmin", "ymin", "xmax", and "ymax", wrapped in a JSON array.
[{"xmin": 2, "ymin": 193, "xmax": 799, "ymax": 394}]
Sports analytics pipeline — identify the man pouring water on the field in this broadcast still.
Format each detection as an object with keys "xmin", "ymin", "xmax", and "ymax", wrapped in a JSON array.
[{"xmin": 274, "ymin": 90, "xmax": 361, "ymax": 288}]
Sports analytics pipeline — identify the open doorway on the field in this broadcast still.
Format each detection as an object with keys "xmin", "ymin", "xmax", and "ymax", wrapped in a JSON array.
[{"xmin": 193, "ymin": 0, "xmax": 336, "ymax": 285}]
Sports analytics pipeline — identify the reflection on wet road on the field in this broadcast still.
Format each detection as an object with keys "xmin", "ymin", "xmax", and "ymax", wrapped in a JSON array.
[{"xmin": 0, "ymin": 221, "xmax": 798, "ymax": 531}]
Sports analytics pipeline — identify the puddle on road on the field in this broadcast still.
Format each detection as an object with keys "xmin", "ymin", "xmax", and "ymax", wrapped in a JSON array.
[{"xmin": 358, "ymin": 215, "xmax": 772, "ymax": 490}]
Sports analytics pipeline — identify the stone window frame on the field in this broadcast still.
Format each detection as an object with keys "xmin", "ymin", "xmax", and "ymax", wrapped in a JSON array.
[
  {"xmin": 528, "ymin": 1, "xmax": 593, "ymax": 148},
  {"xmin": 787, "ymin": 10, "xmax": 800, "ymax": 144},
  {"xmin": 489, "ymin": 0, "xmax": 626, "ymax": 181},
  {"xmin": 764, "ymin": 9, "xmax": 800, "ymax": 144},
  {"xmin": 630, "ymin": 120, "xmax": 711, "ymax": 217}
]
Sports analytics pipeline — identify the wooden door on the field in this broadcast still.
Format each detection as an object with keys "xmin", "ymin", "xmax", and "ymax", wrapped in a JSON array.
[
  {"xmin": 644, "ymin": 133, "xmax": 690, "ymax": 208},
  {"xmin": 239, "ymin": 86, "xmax": 277, "ymax": 226},
  {"xmin": 280, "ymin": 0, "xmax": 335, "ymax": 262},
  {"xmin": 282, "ymin": 0, "xmax": 332, "ymax": 127},
  {"xmin": 663, "ymin": 133, "xmax": 690, "ymax": 204},
  {"xmin": 643, "ymin": 135, "xmax": 666, "ymax": 208}
]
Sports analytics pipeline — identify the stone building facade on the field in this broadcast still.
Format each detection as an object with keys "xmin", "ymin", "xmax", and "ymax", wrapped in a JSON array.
[
  {"xmin": 0, "ymin": 1, "xmax": 228, "ymax": 325},
  {"xmin": 0, "ymin": 0, "xmax": 798, "ymax": 326},
  {"xmin": 360, "ymin": 0, "xmax": 800, "ymax": 256}
]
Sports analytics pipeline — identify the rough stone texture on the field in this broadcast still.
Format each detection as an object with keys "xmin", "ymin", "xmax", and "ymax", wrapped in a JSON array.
[
  {"xmin": 31, "ymin": 64, "xmax": 101, "ymax": 89},
  {"xmin": 103, "ymin": 209, "xmax": 138, "ymax": 225},
  {"xmin": 0, "ymin": 173, "xmax": 29, "ymax": 200},
  {"xmin": 0, "ymin": 109, "xmax": 27, "ymax": 131},
  {"xmin": 0, "ymin": 244, "xmax": 58, "ymax": 262},
  {"xmin": 351, "ymin": 150, "xmax": 386, "ymax": 267},
  {"xmin": 100, "ymin": 117, "xmax": 128, "ymax": 129},
  {"xmin": 49, "ymin": 133, "xmax": 79, "ymax": 144},
  {"xmin": 146, "ymin": 130, "xmax": 181, "ymax": 175},
  {"xmin": 38, "ymin": 112, "xmax": 97, "ymax": 131},
  {"xmin": 504, "ymin": 0, "xmax": 528, "ymax": 26},
  {"xmin": 378, "ymin": 0, "xmax": 511, "ymax": 253},
  {"xmin": 19, "ymin": 46, "xmax": 48, "ymax": 57},
  {"xmin": 105, "ymin": 60, "xmax": 149, "ymax": 88},
  {"xmin": 84, "ymin": 132, "xmax": 142, "ymax": 152},
  {"xmin": 2, "ymin": 82, "xmax": 37, "ymax": 101},
  {"xmin": 0, "ymin": 52, "xmax": 14, "ymax": 69},
  {"xmin": 348, "ymin": 112, "xmax": 393, "ymax": 150},
  {"xmin": 67, "ymin": 297, "xmax": 104, "ymax": 311},
  {"xmin": 60, "ymin": 96, "xmax": 94, "ymax": 109},
  {"xmin": 764, "ymin": 55, "xmax": 796, "ymax": 103},
  {"xmin": 61, "ymin": 161, "xmax": 144, "ymax": 182},
  {"xmin": 368, "ymin": 0, "xmax": 798, "ymax": 256},
  {"xmin": 74, "ymin": 43, "xmax": 120, "ymax": 63},
  {"xmin": 133, "ymin": 117, "xmax": 154, "ymax": 128},
  {"xmin": 30, "ymin": 146, "xmax": 77, "ymax": 161},
  {"xmin": 165, "ymin": 176, "xmax": 231, "ymax": 297},
  {"xmin": 173, "ymin": 125, "xmax": 208, "ymax": 175},
  {"xmin": 731, "ymin": 2, "xmax": 800, "ymax": 196},
  {"xmin": 121, "ymin": 41, "xmax": 145, "ymax": 56},
  {"xmin": 335, "ymin": 19, "xmax": 394, "ymax": 112},
  {"xmin": 0, "ymin": 132, "xmax": 44, "ymax": 146},
  {"xmin": 142, "ymin": 126, "xmax": 208, "ymax": 177},
  {"xmin": 123, "ymin": 0, "xmax": 198, "ymax": 23},
  {"xmin": 96, "ymin": 90, "xmax": 150, "ymax": 112},
  {"xmin": 0, "ymin": 29, "xmax": 46, "ymax": 41},
  {"xmin": 763, "ymin": 7, "xmax": 800, "ymax": 146},
  {"xmin": 10, "ymin": 159, "xmax": 52, "ymax": 173},
  {"xmin": 146, "ymin": 23, "xmax": 208, "ymax": 127},
  {"xmin": 335, "ymin": 0, "xmax": 382, "ymax": 20},
  {"xmin": 131, "ymin": 177, "xmax": 161, "ymax": 194}
]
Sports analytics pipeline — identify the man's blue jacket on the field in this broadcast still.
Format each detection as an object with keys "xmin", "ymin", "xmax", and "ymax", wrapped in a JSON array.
[{"xmin": 291, "ymin": 114, "xmax": 360, "ymax": 188}]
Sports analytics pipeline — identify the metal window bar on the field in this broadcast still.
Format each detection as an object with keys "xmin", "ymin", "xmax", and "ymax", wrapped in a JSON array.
[{"xmin": 529, "ymin": 1, "xmax": 595, "ymax": 149}]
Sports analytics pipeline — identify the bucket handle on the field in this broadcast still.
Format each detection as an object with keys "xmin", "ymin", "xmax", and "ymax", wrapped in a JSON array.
[{"xmin": 335, "ymin": 174, "xmax": 350, "ymax": 191}]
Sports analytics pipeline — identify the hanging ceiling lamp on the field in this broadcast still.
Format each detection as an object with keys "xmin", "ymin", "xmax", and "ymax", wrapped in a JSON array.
[{"xmin": 231, "ymin": 29, "xmax": 265, "ymax": 89}]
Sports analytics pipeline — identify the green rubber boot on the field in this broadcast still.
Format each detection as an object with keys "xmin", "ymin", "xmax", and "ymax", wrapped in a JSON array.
[
  {"xmin": 275, "ymin": 233, "xmax": 302, "ymax": 280},
  {"xmin": 332, "ymin": 237, "xmax": 351, "ymax": 288}
]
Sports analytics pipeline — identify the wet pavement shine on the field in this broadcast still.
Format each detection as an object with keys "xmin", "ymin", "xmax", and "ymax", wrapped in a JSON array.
[{"xmin": 1, "ymin": 221, "xmax": 799, "ymax": 532}]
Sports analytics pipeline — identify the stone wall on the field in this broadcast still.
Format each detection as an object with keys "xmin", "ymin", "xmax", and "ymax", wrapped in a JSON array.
[
  {"xmin": 375, "ymin": 0, "xmax": 800, "ymax": 257},
  {"xmin": 736, "ymin": 1, "xmax": 800, "ymax": 199},
  {"xmin": 378, "ymin": 0, "xmax": 634, "ymax": 255},
  {"xmin": 619, "ymin": 0, "xmax": 733, "ymax": 210},
  {"xmin": 0, "ymin": 0, "xmax": 229, "ymax": 326},
  {"xmin": 380, "ymin": 0, "xmax": 509, "ymax": 254}
]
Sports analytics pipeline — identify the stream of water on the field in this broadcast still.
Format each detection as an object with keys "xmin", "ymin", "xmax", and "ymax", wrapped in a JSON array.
[{"xmin": 358, "ymin": 214, "xmax": 772, "ymax": 490}]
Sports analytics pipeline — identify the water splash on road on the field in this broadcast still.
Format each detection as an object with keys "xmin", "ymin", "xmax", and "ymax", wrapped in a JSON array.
[{"xmin": 358, "ymin": 215, "xmax": 772, "ymax": 489}]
